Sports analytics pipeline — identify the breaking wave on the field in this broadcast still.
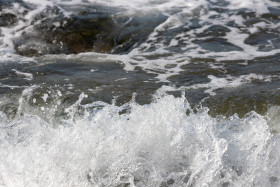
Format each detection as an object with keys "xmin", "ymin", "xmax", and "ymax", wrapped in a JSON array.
[{"xmin": 0, "ymin": 94, "xmax": 280, "ymax": 186}]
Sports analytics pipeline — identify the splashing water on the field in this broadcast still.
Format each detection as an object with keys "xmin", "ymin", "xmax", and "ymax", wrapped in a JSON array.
[
  {"xmin": 0, "ymin": 0, "xmax": 280, "ymax": 186},
  {"xmin": 0, "ymin": 94, "xmax": 279, "ymax": 186}
]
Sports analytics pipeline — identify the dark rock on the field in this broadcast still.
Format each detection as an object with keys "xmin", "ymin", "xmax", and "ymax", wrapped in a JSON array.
[
  {"xmin": 14, "ymin": 14, "xmax": 119, "ymax": 56},
  {"xmin": 13, "ymin": 6, "xmax": 167, "ymax": 56}
]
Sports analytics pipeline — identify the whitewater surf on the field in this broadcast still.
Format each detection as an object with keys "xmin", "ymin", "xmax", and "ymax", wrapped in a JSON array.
[{"xmin": 0, "ymin": 0, "xmax": 280, "ymax": 186}]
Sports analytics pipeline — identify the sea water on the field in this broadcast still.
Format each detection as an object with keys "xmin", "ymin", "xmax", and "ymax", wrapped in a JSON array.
[{"xmin": 0, "ymin": 0, "xmax": 280, "ymax": 186}]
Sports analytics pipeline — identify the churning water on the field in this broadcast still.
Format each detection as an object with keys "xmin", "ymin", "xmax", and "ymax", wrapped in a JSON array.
[{"xmin": 0, "ymin": 0, "xmax": 280, "ymax": 186}]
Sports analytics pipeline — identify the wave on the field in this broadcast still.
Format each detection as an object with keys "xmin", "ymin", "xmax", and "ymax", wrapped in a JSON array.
[{"xmin": 0, "ymin": 94, "xmax": 279, "ymax": 186}]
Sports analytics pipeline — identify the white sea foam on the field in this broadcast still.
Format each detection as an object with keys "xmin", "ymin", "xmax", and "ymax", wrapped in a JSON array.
[
  {"xmin": 12, "ymin": 69, "xmax": 33, "ymax": 81},
  {"xmin": 0, "ymin": 94, "xmax": 279, "ymax": 186},
  {"xmin": 188, "ymin": 73, "xmax": 279, "ymax": 95},
  {"xmin": 154, "ymin": 73, "xmax": 280, "ymax": 97}
]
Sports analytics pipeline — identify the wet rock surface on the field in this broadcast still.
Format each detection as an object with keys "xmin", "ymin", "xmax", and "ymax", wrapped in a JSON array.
[{"xmin": 13, "ymin": 6, "xmax": 167, "ymax": 56}]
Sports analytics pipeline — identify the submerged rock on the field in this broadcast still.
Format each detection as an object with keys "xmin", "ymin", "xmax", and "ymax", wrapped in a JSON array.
[
  {"xmin": 14, "ymin": 15, "xmax": 118, "ymax": 56},
  {"xmin": 13, "ymin": 6, "xmax": 167, "ymax": 56}
]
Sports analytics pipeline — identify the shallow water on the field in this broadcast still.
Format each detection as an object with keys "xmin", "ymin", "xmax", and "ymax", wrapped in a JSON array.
[{"xmin": 0, "ymin": 0, "xmax": 280, "ymax": 186}]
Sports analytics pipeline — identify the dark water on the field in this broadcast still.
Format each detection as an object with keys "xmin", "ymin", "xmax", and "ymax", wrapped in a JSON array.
[{"xmin": 1, "ymin": 0, "xmax": 280, "ymax": 186}]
